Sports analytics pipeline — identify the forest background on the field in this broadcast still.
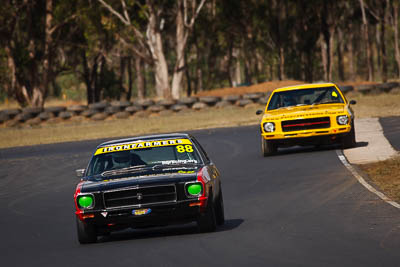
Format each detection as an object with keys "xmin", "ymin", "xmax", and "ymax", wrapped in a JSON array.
[{"xmin": 1, "ymin": 0, "xmax": 400, "ymax": 108}]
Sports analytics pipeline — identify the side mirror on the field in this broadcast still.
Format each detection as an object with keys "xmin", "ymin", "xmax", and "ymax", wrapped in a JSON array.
[
  {"xmin": 349, "ymin": 100, "xmax": 356, "ymax": 105},
  {"xmin": 256, "ymin": 110, "xmax": 263, "ymax": 115},
  {"xmin": 75, "ymin": 169, "xmax": 85, "ymax": 178}
]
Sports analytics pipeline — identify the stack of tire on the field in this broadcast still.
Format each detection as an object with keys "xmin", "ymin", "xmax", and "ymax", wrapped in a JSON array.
[{"xmin": 1, "ymin": 81, "xmax": 399, "ymax": 126}]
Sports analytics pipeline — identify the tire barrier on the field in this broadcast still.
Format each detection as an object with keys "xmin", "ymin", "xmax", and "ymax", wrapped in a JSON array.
[
  {"xmin": 105, "ymin": 106, "xmax": 121, "ymax": 115},
  {"xmin": 177, "ymin": 97, "xmax": 198, "ymax": 107},
  {"xmin": 88, "ymin": 102, "xmax": 109, "ymax": 111},
  {"xmin": 38, "ymin": 112, "xmax": 53, "ymax": 121},
  {"xmin": 355, "ymin": 84, "xmax": 376, "ymax": 94},
  {"xmin": 133, "ymin": 99, "xmax": 154, "ymax": 109},
  {"xmin": 222, "ymin": 95, "xmax": 241, "ymax": 103},
  {"xmin": 243, "ymin": 93, "xmax": 263, "ymax": 102},
  {"xmin": 3, "ymin": 108, "xmax": 21, "ymax": 119},
  {"xmin": 67, "ymin": 105, "xmax": 87, "ymax": 115},
  {"xmin": 0, "ymin": 112, "xmax": 8, "ymax": 123},
  {"xmin": 156, "ymin": 99, "xmax": 176, "ymax": 108},
  {"xmin": 1, "ymin": 81, "xmax": 399, "ymax": 126},
  {"xmin": 83, "ymin": 109, "xmax": 99, "ymax": 118},
  {"xmin": 125, "ymin": 105, "xmax": 143, "ymax": 114},
  {"xmin": 111, "ymin": 100, "xmax": 131, "ymax": 109},
  {"xmin": 115, "ymin": 111, "xmax": 130, "ymax": 119},
  {"xmin": 147, "ymin": 105, "xmax": 166, "ymax": 113},
  {"xmin": 44, "ymin": 106, "xmax": 66, "ymax": 116},
  {"xmin": 215, "ymin": 101, "xmax": 233, "ymax": 108},
  {"xmin": 91, "ymin": 113, "xmax": 107, "ymax": 121},
  {"xmin": 199, "ymin": 96, "xmax": 221, "ymax": 106},
  {"xmin": 59, "ymin": 111, "xmax": 73, "ymax": 120},
  {"xmin": 236, "ymin": 99, "xmax": 253, "ymax": 107},
  {"xmin": 170, "ymin": 104, "xmax": 189, "ymax": 112},
  {"xmin": 192, "ymin": 102, "xmax": 208, "ymax": 110}
]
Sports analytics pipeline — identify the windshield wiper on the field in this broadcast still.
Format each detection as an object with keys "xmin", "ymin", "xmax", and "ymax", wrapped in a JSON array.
[
  {"xmin": 312, "ymin": 101, "xmax": 340, "ymax": 106},
  {"xmin": 151, "ymin": 162, "xmax": 199, "ymax": 170},
  {"xmin": 101, "ymin": 165, "xmax": 149, "ymax": 177}
]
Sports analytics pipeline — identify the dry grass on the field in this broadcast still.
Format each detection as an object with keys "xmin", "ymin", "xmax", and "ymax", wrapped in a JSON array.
[
  {"xmin": 0, "ymin": 104, "xmax": 264, "ymax": 148},
  {"xmin": 347, "ymin": 91, "xmax": 400, "ymax": 118},
  {"xmin": 359, "ymin": 156, "xmax": 400, "ymax": 203}
]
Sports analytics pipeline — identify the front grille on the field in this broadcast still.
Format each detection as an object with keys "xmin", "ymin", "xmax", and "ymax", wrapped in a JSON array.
[
  {"xmin": 281, "ymin": 117, "xmax": 331, "ymax": 132},
  {"xmin": 103, "ymin": 184, "xmax": 176, "ymax": 209}
]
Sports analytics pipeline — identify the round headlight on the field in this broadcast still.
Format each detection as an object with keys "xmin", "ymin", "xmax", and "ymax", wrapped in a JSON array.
[
  {"xmin": 337, "ymin": 115, "xmax": 349, "ymax": 125},
  {"xmin": 187, "ymin": 183, "xmax": 202, "ymax": 196},
  {"xmin": 263, "ymin": 122, "xmax": 275, "ymax": 132},
  {"xmin": 78, "ymin": 195, "xmax": 94, "ymax": 209}
]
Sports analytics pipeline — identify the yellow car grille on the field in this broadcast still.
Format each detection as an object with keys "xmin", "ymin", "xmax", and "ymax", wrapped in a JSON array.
[{"xmin": 281, "ymin": 117, "xmax": 331, "ymax": 132}]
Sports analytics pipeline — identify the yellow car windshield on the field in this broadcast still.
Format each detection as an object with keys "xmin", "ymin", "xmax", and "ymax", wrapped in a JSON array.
[{"xmin": 267, "ymin": 86, "xmax": 344, "ymax": 110}]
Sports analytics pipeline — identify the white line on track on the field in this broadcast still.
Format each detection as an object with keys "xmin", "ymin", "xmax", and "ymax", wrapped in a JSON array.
[{"xmin": 336, "ymin": 149, "xmax": 400, "ymax": 210}]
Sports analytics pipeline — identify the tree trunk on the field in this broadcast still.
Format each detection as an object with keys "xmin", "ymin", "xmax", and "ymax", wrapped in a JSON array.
[
  {"xmin": 394, "ymin": 3, "xmax": 400, "ymax": 78},
  {"xmin": 36, "ymin": 0, "xmax": 54, "ymax": 108},
  {"xmin": 381, "ymin": 12, "xmax": 387, "ymax": 82},
  {"xmin": 320, "ymin": 34, "xmax": 328, "ymax": 81},
  {"xmin": 234, "ymin": 49, "xmax": 242, "ymax": 86},
  {"xmin": 359, "ymin": 0, "xmax": 373, "ymax": 81},
  {"xmin": 127, "ymin": 57, "xmax": 132, "ymax": 100},
  {"xmin": 135, "ymin": 57, "xmax": 145, "ymax": 99},
  {"xmin": 278, "ymin": 46, "xmax": 285, "ymax": 81},
  {"xmin": 171, "ymin": 1, "xmax": 187, "ymax": 99},
  {"xmin": 146, "ymin": 8, "xmax": 170, "ymax": 99},
  {"xmin": 337, "ymin": 27, "xmax": 345, "ymax": 81},
  {"xmin": 184, "ymin": 52, "xmax": 192, "ymax": 97},
  {"xmin": 347, "ymin": 23, "xmax": 356, "ymax": 80}
]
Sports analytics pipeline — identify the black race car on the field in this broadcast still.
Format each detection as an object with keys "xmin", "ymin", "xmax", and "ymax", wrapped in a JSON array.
[{"xmin": 74, "ymin": 133, "xmax": 224, "ymax": 244}]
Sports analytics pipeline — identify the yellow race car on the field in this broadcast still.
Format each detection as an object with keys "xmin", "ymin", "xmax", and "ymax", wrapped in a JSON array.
[{"xmin": 256, "ymin": 83, "xmax": 356, "ymax": 156}]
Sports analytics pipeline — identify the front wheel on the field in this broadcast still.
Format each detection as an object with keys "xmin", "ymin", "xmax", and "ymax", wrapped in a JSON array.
[
  {"xmin": 342, "ymin": 122, "xmax": 356, "ymax": 149},
  {"xmin": 261, "ymin": 137, "xmax": 277, "ymax": 157},
  {"xmin": 76, "ymin": 217, "xmax": 97, "ymax": 244},
  {"xmin": 197, "ymin": 196, "xmax": 217, "ymax": 232},
  {"xmin": 215, "ymin": 189, "xmax": 225, "ymax": 226}
]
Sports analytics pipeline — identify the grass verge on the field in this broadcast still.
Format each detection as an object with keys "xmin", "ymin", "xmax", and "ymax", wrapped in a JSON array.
[
  {"xmin": 0, "ymin": 105, "xmax": 263, "ymax": 149},
  {"xmin": 359, "ymin": 156, "xmax": 400, "ymax": 203}
]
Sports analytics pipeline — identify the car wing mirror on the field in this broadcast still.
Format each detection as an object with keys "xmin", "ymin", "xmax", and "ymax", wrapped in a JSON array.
[
  {"xmin": 75, "ymin": 169, "xmax": 85, "ymax": 178},
  {"xmin": 256, "ymin": 110, "xmax": 263, "ymax": 115},
  {"xmin": 349, "ymin": 100, "xmax": 356, "ymax": 105}
]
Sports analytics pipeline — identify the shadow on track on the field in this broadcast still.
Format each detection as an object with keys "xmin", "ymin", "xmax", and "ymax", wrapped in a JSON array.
[
  {"xmin": 97, "ymin": 219, "xmax": 244, "ymax": 244},
  {"xmin": 266, "ymin": 141, "xmax": 368, "ymax": 157}
]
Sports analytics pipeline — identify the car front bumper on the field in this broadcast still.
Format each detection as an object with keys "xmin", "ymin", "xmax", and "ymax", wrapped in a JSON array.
[{"xmin": 77, "ymin": 200, "xmax": 205, "ymax": 231}]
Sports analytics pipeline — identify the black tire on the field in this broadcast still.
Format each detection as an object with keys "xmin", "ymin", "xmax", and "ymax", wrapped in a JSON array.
[
  {"xmin": 261, "ymin": 137, "xmax": 277, "ymax": 157},
  {"xmin": 342, "ymin": 122, "xmax": 356, "ymax": 149},
  {"xmin": 197, "ymin": 195, "xmax": 217, "ymax": 232},
  {"xmin": 76, "ymin": 217, "xmax": 97, "ymax": 244},
  {"xmin": 215, "ymin": 189, "xmax": 225, "ymax": 226}
]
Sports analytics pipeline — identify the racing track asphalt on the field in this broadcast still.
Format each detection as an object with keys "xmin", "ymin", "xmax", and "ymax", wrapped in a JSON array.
[
  {"xmin": 1, "ymin": 122, "xmax": 400, "ymax": 267},
  {"xmin": 380, "ymin": 117, "xmax": 400, "ymax": 151}
]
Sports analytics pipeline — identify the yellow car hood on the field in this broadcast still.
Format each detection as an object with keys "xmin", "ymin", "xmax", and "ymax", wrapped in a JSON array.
[{"xmin": 263, "ymin": 104, "xmax": 346, "ymax": 121}]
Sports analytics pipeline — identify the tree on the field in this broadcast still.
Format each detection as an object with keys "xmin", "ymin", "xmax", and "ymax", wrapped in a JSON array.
[
  {"xmin": 97, "ymin": 0, "xmax": 205, "ymax": 99},
  {"xmin": 0, "ymin": 0, "xmax": 79, "ymax": 107}
]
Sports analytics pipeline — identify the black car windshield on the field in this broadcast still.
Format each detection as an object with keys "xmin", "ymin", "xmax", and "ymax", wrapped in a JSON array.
[
  {"xmin": 267, "ymin": 86, "xmax": 344, "ymax": 110},
  {"xmin": 86, "ymin": 138, "xmax": 202, "ymax": 176}
]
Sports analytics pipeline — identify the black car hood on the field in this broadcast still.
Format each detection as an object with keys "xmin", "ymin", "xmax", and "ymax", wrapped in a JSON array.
[{"xmin": 80, "ymin": 165, "xmax": 201, "ymax": 193}]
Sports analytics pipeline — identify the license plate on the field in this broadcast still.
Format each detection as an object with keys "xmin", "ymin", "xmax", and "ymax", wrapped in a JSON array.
[{"xmin": 132, "ymin": 208, "xmax": 151, "ymax": 216}]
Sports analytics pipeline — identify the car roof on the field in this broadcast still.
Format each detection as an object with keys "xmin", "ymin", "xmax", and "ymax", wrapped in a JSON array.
[
  {"xmin": 97, "ymin": 133, "xmax": 192, "ymax": 148},
  {"xmin": 273, "ymin": 82, "xmax": 338, "ymax": 93}
]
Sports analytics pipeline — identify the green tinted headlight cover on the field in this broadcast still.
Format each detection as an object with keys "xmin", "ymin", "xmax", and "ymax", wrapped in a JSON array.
[
  {"xmin": 78, "ymin": 195, "xmax": 94, "ymax": 208},
  {"xmin": 187, "ymin": 183, "xmax": 202, "ymax": 196}
]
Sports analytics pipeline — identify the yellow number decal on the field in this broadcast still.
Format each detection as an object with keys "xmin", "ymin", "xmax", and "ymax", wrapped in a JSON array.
[{"xmin": 176, "ymin": 145, "xmax": 193, "ymax": 153}]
